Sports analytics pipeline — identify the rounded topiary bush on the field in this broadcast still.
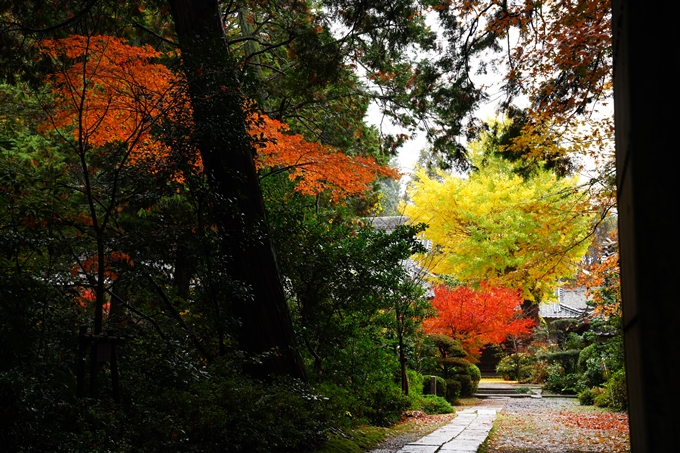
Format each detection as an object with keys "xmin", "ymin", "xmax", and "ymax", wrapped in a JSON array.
[
  {"xmin": 468, "ymin": 364, "xmax": 481, "ymax": 383},
  {"xmin": 469, "ymin": 364, "xmax": 481, "ymax": 395},
  {"xmin": 455, "ymin": 374, "xmax": 474, "ymax": 397},
  {"xmin": 422, "ymin": 375, "xmax": 446, "ymax": 397},
  {"xmin": 419, "ymin": 394, "xmax": 454, "ymax": 414},
  {"xmin": 445, "ymin": 379, "xmax": 461, "ymax": 404}
]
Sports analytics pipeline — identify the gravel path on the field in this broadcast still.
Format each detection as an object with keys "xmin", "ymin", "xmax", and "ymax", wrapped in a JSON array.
[
  {"xmin": 369, "ymin": 398, "xmax": 630, "ymax": 453},
  {"xmin": 480, "ymin": 397, "xmax": 630, "ymax": 453}
]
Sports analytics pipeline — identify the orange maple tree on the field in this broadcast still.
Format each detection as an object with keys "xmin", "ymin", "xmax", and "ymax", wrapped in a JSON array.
[
  {"xmin": 424, "ymin": 283, "xmax": 535, "ymax": 360},
  {"xmin": 40, "ymin": 34, "xmax": 197, "ymax": 179},
  {"xmin": 574, "ymin": 230, "xmax": 621, "ymax": 319},
  {"xmin": 251, "ymin": 113, "xmax": 399, "ymax": 202},
  {"xmin": 41, "ymin": 35, "xmax": 394, "ymax": 201}
]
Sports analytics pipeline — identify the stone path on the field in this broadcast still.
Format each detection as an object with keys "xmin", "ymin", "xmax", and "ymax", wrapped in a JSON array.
[{"xmin": 396, "ymin": 399, "xmax": 506, "ymax": 453}]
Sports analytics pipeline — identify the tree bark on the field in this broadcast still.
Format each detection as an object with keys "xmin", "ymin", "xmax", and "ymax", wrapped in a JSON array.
[{"xmin": 167, "ymin": 0, "xmax": 305, "ymax": 380}]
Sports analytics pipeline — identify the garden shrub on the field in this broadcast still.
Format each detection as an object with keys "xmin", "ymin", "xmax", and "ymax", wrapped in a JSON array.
[
  {"xmin": 322, "ymin": 379, "xmax": 409, "ymax": 428},
  {"xmin": 577, "ymin": 387, "xmax": 604, "ymax": 406},
  {"xmin": 593, "ymin": 388, "xmax": 609, "ymax": 407},
  {"xmin": 455, "ymin": 374, "xmax": 474, "ymax": 397},
  {"xmin": 525, "ymin": 359, "xmax": 551, "ymax": 383},
  {"xmin": 445, "ymin": 379, "xmax": 461, "ymax": 404},
  {"xmin": 406, "ymin": 369, "xmax": 425, "ymax": 396},
  {"xmin": 538, "ymin": 350, "xmax": 581, "ymax": 374},
  {"xmin": 464, "ymin": 364, "xmax": 481, "ymax": 394},
  {"xmin": 601, "ymin": 369, "xmax": 627, "ymax": 411},
  {"xmin": 578, "ymin": 343, "xmax": 608, "ymax": 387},
  {"xmin": 544, "ymin": 368, "xmax": 585, "ymax": 395},
  {"xmin": 468, "ymin": 364, "xmax": 482, "ymax": 383},
  {"xmin": 418, "ymin": 395, "xmax": 454, "ymax": 414},
  {"xmin": 496, "ymin": 353, "xmax": 533, "ymax": 382},
  {"xmin": 361, "ymin": 382, "xmax": 410, "ymax": 427},
  {"xmin": 422, "ymin": 375, "xmax": 447, "ymax": 397}
]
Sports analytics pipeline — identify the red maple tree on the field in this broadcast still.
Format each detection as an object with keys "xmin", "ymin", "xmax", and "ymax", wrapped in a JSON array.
[{"xmin": 424, "ymin": 283, "xmax": 535, "ymax": 360}]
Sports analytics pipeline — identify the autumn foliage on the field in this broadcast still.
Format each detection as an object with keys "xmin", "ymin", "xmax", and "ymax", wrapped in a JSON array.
[
  {"xmin": 574, "ymin": 230, "xmax": 621, "ymax": 319},
  {"xmin": 41, "ymin": 36, "xmax": 178, "ymax": 148},
  {"xmin": 251, "ymin": 113, "xmax": 399, "ymax": 201},
  {"xmin": 40, "ymin": 35, "xmax": 394, "ymax": 201},
  {"xmin": 440, "ymin": 0, "xmax": 614, "ymax": 164},
  {"xmin": 424, "ymin": 284, "xmax": 535, "ymax": 360},
  {"xmin": 404, "ymin": 148, "xmax": 593, "ymax": 302}
]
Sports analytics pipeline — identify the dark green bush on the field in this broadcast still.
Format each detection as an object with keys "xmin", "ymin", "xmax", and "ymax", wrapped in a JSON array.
[
  {"xmin": 445, "ymin": 379, "xmax": 461, "ymax": 404},
  {"xmin": 360, "ymin": 382, "xmax": 410, "ymax": 427},
  {"xmin": 543, "ymin": 366, "xmax": 585, "ymax": 395},
  {"xmin": 422, "ymin": 375, "xmax": 446, "ymax": 397},
  {"xmin": 578, "ymin": 343, "xmax": 608, "ymax": 387},
  {"xmin": 468, "ymin": 364, "xmax": 481, "ymax": 383},
  {"xmin": 320, "ymin": 378, "xmax": 408, "ymax": 428},
  {"xmin": 455, "ymin": 374, "xmax": 474, "ymax": 397},
  {"xmin": 538, "ymin": 350, "xmax": 581, "ymax": 374}
]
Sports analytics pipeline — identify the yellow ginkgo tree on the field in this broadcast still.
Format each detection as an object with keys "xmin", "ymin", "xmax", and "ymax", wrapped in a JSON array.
[{"xmin": 403, "ymin": 145, "xmax": 594, "ymax": 303}]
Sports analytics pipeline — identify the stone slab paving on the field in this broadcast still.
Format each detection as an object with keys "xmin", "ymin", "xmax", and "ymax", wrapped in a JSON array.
[{"xmin": 396, "ymin": 399, "xmax": 506, "ymax": 453}]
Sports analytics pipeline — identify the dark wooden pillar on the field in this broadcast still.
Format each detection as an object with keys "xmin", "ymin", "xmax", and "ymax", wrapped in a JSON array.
[{"xmin": 612, "ymin": 1, "xmax": 680, "ymax": 450}]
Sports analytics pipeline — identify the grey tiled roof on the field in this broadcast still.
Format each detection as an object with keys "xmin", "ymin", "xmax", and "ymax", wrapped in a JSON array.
[
  {"xmin": 539, "ymin": 287, "xmax": 591, "ymax": 319},
  {"xmin": 365, "ymin": 216, "xmax": 410, "ymax": 232},
  {"xmin": 365, "ymin": 216, "xmax": 432, "ymax": 251}
]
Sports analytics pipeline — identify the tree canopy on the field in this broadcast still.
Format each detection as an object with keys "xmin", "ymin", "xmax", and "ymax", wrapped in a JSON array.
[
  {"xmin": 404, "ymin": 124, "xmax": 595, "ymax": 302},
  {"xmin": 424, "ymin": 283, "xmax": 535, "ymax": 360}
]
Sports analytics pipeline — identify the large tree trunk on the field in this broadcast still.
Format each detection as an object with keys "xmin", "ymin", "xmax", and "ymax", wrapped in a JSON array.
[{"xmin": 167, "ymin": 0, "xmax": 305, "ymax": 380}]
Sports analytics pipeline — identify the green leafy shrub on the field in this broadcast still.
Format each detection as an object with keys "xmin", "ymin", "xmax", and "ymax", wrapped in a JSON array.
[
  {"xmin": 418, "ymin": 395, "xmax": 454, "ymax": 414},
  {"xmin": 496, "ymin": 353, "xmax": 533, "ymax": 382},
  {"xmin": 464, "ymin": 364, "xmax": 481, "ymax": 394},
  {"xmin": 538, "ymin": 350, "xmax": 581, "ymax": 374},
  {"xmin": 445, "ymin": 379, "xmax": 461, "ymax": 404},
  {"xmin": 407, "ymin": 369, "xmax": 425, "ymax": 396},
  {"xmin": 577, "ymin": 387, "xmax": 604, "ymax": 406},
  {"xmin": 321, "ymin": 379, "xmax": 409, "ymax": 428},
  {"xmin": 578, "ymin": 343, "xmax": 608, "ymax": 387},
  {"xmin": 455, "ymin": 374, "xmax": 474, "ymax": 397},
  {"xmin": 596, "ymin": 369, "xmax": 627, "ymax": 411},
  {"xmin": 360, "ymin": 382, "xmax": 411, "ymax": 427},
  {"xmin": 422, "ymin": 375, "xmax": 447, "ymax": 397},
  {"xmin": 468, "ymin": 364, "xmax": 481, "ymax": 383},
  {"xmin": 543, "ymin": 365, "xmax": 585, "ymax": 395}
]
